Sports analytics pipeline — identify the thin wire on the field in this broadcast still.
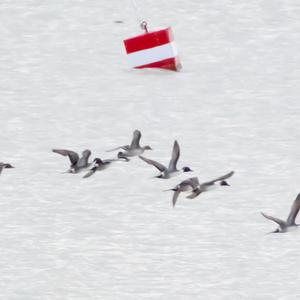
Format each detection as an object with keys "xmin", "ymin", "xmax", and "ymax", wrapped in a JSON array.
[
  {"xmin": 130, "ymin": 0, "xmax": 148, "ymax": 32},
  {"xmin": 130, "ymin": 0, "xmax": 141, "ymax": 22}
]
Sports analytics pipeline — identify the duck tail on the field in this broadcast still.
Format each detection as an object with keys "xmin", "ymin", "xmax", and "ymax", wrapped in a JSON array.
[{"xmin": 163, "ymin": 188, "xmax": 176, "ymax": 192}]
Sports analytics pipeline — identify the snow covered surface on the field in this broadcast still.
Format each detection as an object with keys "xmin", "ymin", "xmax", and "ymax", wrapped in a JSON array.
[{"xmin": 1, "ymin": 0, "xmax": 300, "ymax": 299}]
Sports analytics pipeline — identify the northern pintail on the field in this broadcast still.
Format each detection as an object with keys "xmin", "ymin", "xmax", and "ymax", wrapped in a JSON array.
[
  {"xmin": 168, "ymin": 171, "xmax": 234, "ymax": 207},
  {"xmin": 261, "ymin": 193, "xmax": 300, "ymax": 233},
  {"xmin": 139, "ymin": 140, "xmax": 192, "ymax": 178},
  {"xmin": 83, "ymin": 156, "xmax": 128, "ymax": 178},
  {"xmin": 0, "ymin": 163, "xmax": 14, "ymax": 175},
  {"xmin": 52, "ymin": 149, "xmax": 91, "ymax": 173},
  {"xmin": 107, "ymin": 130, "xmax": 152, "ymax": 157}
]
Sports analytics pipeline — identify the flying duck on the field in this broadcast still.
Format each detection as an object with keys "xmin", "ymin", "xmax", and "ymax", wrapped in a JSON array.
[
  {"xmin": 139, "ymin": 140, "xmax": 192, "ymax": 178},
  {"xmin": 168, "ymin": 171, "xmax": 234, "ymax": 207},
  {"xmin": 106, "ymin": 129, "xmax": 152, "ymax": 157},
  {"xmin": 261, "ymin": 193, "xmax": 300, "ymax": 233},
  {"xmin": 83, "ymin": 156, "xmax": 129, "ymax": 178},
  {"xmin": 52, "ymin": 149, "xmax": 92, "ymax": 173},
  {"xmin": 0, "ymin": 163, "xmax": 14, "ymax": 175}
]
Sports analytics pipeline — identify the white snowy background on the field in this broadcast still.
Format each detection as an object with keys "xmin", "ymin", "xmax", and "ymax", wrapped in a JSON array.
[{"xmin": 1, "ymin": 0, "xmax": 300, "ymax": 299}]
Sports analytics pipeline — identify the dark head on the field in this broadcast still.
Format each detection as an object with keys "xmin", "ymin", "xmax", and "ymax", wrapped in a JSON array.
[
  {"xmin": 4, "ymin": 163, "xmax": 14, "ymax": 168},
  {"xmin": 143, "ymin": 145, "xmax": 152, "ymax": 150},
  {"xmin": 182, "ymin": 166, "xmax": 193, "ymax": 173},
  {"xmin": 220, "ymin": 180, "xmax": 230, "ymax": 186},
  {"xmin": 93, "ymin": 158, "xmax": 103, "ymax": 164}
]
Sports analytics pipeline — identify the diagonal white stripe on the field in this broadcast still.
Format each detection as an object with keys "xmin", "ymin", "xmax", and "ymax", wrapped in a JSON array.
[{"xmin": 126, "ymin": 42, "xmax": 178, "ymax": 67}]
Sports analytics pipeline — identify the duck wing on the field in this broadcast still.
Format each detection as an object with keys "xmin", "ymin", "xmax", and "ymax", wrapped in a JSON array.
[
  {"xmin": 261, "ymin": 212, "xmax": 286, "ymax": 229},
  {"xmin": 106, "ymin": 145, "xmax": 130, "ymax": 152},
  {"xmin": 204, "ymin": 171, "xmax": 234, "ymax": 185},
  {"xmin": 130, "ymin": 130, "xmax": 142, "ymax": 149},
  {"xmin": 286, "ymin": 193, "xmax": 300, "ymax": 226},
  {"xmin": 172, "ymin": 190, "xmax": 181, "ymax": 207},
  {"xmin": 0, "ymin": 163, "xmax": 14, "ymax": 168},
  {"xmin": 77, "ymin": 150, "xmax": 91, "ymax": 168},
  {"xmin": 0, "ymin": 162, "xmax": 14, "ymax": 171},
  {"xmin": 186, "ymin": 188, "xmax": 202, "ymax": 199},
  {"xmin": 168, "ymin": 140, "xmax": 180, "ymax": 172},
  {"xmin": 83, "ymin": 167, "xmax": 97, "ymax": 178},
  {"xmin": 188, "ymin": 177, "xmax": 200, "ymax": 189},
  {"xmin": 139, "ymin": 155, "xmax": 166, "ymax": 172},
  {"xmin": 103, "ymin": 158, "xmax": 115, "ymax": 163},
  {"xmin": 52, "ymin": 149, "xmax": 79, "ymax": 166}
]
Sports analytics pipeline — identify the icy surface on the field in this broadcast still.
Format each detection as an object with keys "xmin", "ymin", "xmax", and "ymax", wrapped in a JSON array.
[{"xmin": 1, "ymin": 0, "xmax": 300, "ymax": 299}]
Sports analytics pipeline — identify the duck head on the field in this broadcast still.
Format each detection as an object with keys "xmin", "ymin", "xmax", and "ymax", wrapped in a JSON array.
[
  {"xmin": 143, "ymin": 145, "xmax": 152, "ymax": 150},
  {"xmin": 182, "ymin": 166, "xmax": 193, "ymax": 173},
  {"xmin": 93, "ymin": 158, "xmax": 103, "ymax": 165},
  {"xmin": 220, "ymin": 180, "xmax": 230, "ymax": 186}
]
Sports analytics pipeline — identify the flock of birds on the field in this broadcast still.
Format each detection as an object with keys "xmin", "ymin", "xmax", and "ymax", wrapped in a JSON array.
[
  {"xmin": 52, "ymin": 130, "xmax": 235, "ymax": 208},
  {"xmin": 1, "ymin": 129, "xmax": 300, "ymax": 234}
]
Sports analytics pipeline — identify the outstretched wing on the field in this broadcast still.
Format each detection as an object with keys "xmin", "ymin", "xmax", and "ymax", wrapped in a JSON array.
[
  {"xmin": 286, "ymin": 193, "xmax": 300, "ymax": 226},
  {"xmin": 172, "ymin": 190, "xmax": 181, "ymax": 207},
  {"xmin": 52, "ymin": 149, "xmax": 79, "ymax": 166},
  {"xmin": 77, "ymin": 150, "xmax": 91, "ymax": 168},
  {"xmin": 139, "ymin": 155, "xmax": 166, "ymax": 172},
  {"xmin": 261, "ymin": 212, "xmax": 286, "ymax": 229},
  {"xmin": 103, "ymin": 158, "xmax": 116, "ymax": 163},
  {"xmin": 168, "ymin": 140, "xmax": 180, "ymax": 172},
  {"xmin": 106, "ymin": 145, "xmax": 130, "ymax": 152},
  {"xmin": 188, "ymin": 177, "xmax": 200, "ymax": 189},
  {"xmin": 186, "ymin": 188, "xmax": 202, "ymax": 199},
  {"xmin": 0, "ymin": 163, "xmax": 14, "ymax": 168},
  {"xmin": 204, "ymin": 171, "xmax": 234, "ymax": 185},
  {"xmin": 0, "ymin": 163, "xmax": 14, "ymax": 175},
  {"xmin": 130, "ymin": 130, "xmax": 142, "ymax": 149},
  {"xmin": 83, "ymin": 167, "xmax": 97, "ymax": 178}
]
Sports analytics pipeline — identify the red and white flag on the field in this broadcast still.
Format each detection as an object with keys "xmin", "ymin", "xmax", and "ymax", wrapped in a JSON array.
[{"xmin": 123, "ymin": 27, "xmax": 182, "ymax": 71}]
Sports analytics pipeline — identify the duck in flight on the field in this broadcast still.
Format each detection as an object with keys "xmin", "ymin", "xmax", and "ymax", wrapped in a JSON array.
[
  {"xmin": 0, "ymin": 163, "xmax": 14, "ymax": 176},
  {"xmin": 106, "ymin": 129, "xmax": 152, "ymax": 157},
  {"xmin": 83, "ymin": 156, "xmax": 129, "ymax": 178},
  {"xmin": 167, "ymin": 177, "xmax": 200, "ymax": 207},
  {"xmin": 139, "ymin": 140, "xmax": 192, "ymax": 178},
  {"xmin": 261, "ymin": 193, "xmax": 300, "ymax": 233},
  {"xmin": 52, "ymin": 149, "xmax": 92, "ymax": 173},
  {"xmin": 167, "ymin": 171, "xmax": 234, "ymax": 207}
]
